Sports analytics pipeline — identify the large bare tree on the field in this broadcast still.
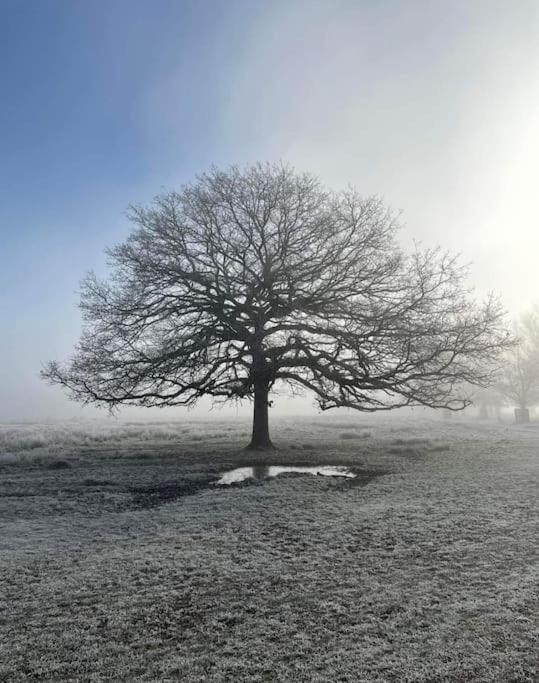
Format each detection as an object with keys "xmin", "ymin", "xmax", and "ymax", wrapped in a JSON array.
[{"xmin": 42, "ymin": 164, "xmax": 511, "ymax": 448}]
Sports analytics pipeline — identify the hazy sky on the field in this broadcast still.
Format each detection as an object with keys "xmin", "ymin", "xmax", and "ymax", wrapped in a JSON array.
[{"xmin": 1, "ymin": 0, "xmax": 539, "ymax": 420}]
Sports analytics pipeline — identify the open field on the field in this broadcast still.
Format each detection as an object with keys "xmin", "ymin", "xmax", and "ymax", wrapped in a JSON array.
[{"xmin": 0, "ymin": 415, "xmax": 537, "ymax": 681}]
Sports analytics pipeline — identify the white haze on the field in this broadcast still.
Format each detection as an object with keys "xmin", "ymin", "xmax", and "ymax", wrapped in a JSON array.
[{"xmin": 2, "ymin": 0, "xmax": 539, "ymax": 421}]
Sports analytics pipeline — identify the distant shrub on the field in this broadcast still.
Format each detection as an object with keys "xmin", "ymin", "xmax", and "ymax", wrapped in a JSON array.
[
  {"xmin": 83, "ymin": 478, "xmax": 116, "ymax": 487},
  {"xmin": 391, "ymin": 437, "xmax": 431, "ymax": 446},
  {"xmin": 0, "ymin": 452, "xmax": 19, "ymax": 465},
  {"xmin": 388, "ymin": 446, "xmax": 423, "ymax": 459},
  {"xmin": 340, "ymin": 432, "xmax": 370, "ymax": 440},
  {"xmin": 429, "ymin": 443, "xmax": 451, "ymax": 453},
  {"xmin": 46, "ymin": 460, "xmax": 71, "ymax": 469},
  {"xmin": 326, "ymin": 421, "xmax": 368, "ymax": 429}
]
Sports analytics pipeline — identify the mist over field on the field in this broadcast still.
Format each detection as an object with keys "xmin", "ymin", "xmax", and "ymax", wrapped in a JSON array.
[
  {"xmin": 1, "ymin": 2, "xmax": 538, "ymax": 682},
  {"xmin": 2, "ymin": 0, "xmax": 539, "ymax": 421}
]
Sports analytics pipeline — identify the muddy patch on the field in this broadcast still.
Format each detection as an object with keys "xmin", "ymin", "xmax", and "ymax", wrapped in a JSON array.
[{"xmin": 131, "ymin": 478, "xmax": 212, "ymax": 509}]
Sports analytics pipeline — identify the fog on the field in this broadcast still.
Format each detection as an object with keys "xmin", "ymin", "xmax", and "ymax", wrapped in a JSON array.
[{"xmin": 2, "ymin": 0, "xmax": 538, "ymax": 420}]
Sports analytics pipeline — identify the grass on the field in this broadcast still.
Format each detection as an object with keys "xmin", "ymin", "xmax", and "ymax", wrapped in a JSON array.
[
  {"xmin": 0, "ymin": 415, "xmax": 537, "ymax": 681},
  {"xmin": 340, "ymin": 431, "xmax": 371, "ymax": 440}
]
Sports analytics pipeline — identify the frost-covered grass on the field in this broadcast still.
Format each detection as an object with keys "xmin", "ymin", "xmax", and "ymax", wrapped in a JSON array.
[
  {"xmin": 0, "ymin": 416, "xmax": 537, "ymax": 681},
  {"xmin": 0, "ymin": 418, "xmax": 251, "ymax": 465}
]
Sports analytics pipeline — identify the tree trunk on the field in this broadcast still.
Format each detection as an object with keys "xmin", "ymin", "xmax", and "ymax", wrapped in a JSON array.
[
  {"xmin": 515, "ymin": 407, "xmax": 530, "ymax": 424},
  {"xmin": 247, "ymin": 376, "xmax": 274, "ymax": 450}
]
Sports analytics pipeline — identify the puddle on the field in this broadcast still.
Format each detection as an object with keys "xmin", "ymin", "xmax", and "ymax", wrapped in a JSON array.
[
  {"xmin": 216, "ymin": 465, "xmax": 356, "ymax": 485},
  {"xmin": 129, "ymin": 465, "xmax": 386, "ymax": 508}
]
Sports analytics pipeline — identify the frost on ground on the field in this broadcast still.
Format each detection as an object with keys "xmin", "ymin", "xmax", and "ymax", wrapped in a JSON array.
[
  {"xmin": 0, "ymin": 415, "xmax": 537, "ymax": 681},
  {"xmin": 0, "ymin": 418, "xmax": 251, "ymax": 466}
]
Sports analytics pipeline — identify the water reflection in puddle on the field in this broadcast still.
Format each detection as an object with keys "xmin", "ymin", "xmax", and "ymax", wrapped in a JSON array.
[{"xmin": 216, "ymin": 465, "xmax": 356, "ymax": 485}]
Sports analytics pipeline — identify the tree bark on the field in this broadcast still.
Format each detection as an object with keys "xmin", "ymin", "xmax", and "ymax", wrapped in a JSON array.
[{"xmin": 247, "ymin": 376, "xmax": 274, "ymax": 450}]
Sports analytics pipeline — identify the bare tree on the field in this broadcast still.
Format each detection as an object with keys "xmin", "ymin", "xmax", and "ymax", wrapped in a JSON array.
[
  {"xmin": 497, "ymin": 308, "xmax": 539, "ymax": 422},
  {"xmin": 42, "ymin": 164, "xmax": 511, "ymax": 449}
]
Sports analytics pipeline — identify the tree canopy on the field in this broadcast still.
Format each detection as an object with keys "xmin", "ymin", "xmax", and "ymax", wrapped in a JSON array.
[{"xmin": 42, "ymin": 164, "xmax": 511, "ymax": 448}]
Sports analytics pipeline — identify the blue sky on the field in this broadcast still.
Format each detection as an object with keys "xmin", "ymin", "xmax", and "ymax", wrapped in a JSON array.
[{"xmin": 2, "ymin": 0, "xmax": 539, "ymax": 419}]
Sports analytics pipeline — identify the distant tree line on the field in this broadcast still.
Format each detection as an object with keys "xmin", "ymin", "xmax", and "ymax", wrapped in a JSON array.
[{"xmin": 473, "ymin": 307, "xmax": 539, "ymax": 423}]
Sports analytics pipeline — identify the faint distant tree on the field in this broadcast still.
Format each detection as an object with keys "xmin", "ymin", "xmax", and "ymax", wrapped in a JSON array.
[
  {"xmin": 42, "ymin": 164, "xmax": 512, "ymax": 449},
  {"xmin": 497, "ymin": 308, "xmax": 539, "ymax": 423},
  {"xmin": 471, "ymin": 386, "xmax": 504, "ymax": 420}
]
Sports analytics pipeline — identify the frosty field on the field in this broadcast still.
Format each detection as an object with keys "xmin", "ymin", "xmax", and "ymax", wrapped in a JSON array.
[{"xmin": 0, "ymin": 415, "xmax": 537, "ymax": 682}]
